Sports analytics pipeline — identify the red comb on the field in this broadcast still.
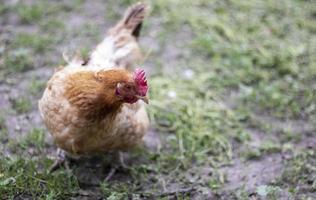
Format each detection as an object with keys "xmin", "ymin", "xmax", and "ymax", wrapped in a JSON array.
[{"xmin": 134, "ymin": 68, "xmax": 148, "ymax": 96}]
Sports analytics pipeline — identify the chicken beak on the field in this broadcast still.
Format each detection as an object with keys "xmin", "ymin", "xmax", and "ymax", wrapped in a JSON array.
[{"xmin": 136, "ymin": 95, "xmax": 149, "ymax": 104}]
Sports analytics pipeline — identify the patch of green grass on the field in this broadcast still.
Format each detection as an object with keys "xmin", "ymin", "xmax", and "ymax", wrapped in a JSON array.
[
  {"xmin": 3, "ymin": 49, "xmax": 33, "ymax": 73},
  {"xmin": 14, "ymin": 0, "xmax": 83, "ymax": 25},
  {"xmin": 0, "ymin": 114, "xmax": 6, "ymax": 131},
  {"xmin": 20, "ymin": 128, "xmax": 46, "ymax": 149},
  {"xmin": 28, "ymin": 78, "xmax": 46, "ymax": 96},
  {"xmin": 234, "ymin": 187, "xmax": 249, "ymax": 200},
  {"xmin": 0, "ymin": 3, "xmax": 10, "ymax": 15},
  {"xmin": 259, "ymin": 141, "xmax": 282, "ymax": 154},
  {"xmin": 280, "ymin": 129, "xmax": 302, "ymax": 143},
  {"xmin": 256, "ymin": 185, "xmax": 282, "ymax": 200},
  {"xmin": 2, "ymin": 31, "xmax": 54, "ymax": 76},
  {"xmin": 209, "ymin": 173, "xmax": 225, "ymax": 191},
  {"xmin": 242, "ymin": 148, "xmax": 262, "ymax": 160},
  {"xmin": 239, "ymin": 80, "xmax": 316, "ymax": 118},
  {"xmin": 242, "ymin": 141, "xmax": 281, "ymax": 160},
  {"xmin": 79, "ymin": 47, "xmax": 91, "ymax": 63},
  {"xmin": 1, "ymin": 33, "xmax": 53, "ymax": 74},
  {"xmin": 12, "ymin": 33, "xmax": 53, "ymax": 53},
  {"xmin": 40, "ymin": 18, "xmax": 65, "ymax": 33},
  {"xmin": 11, "ymin": 97, "xmax": 32, "ymax": 114},
  {"xmin": 16, "ymin": 3, "xmax": 44, "ymax": 24},
  {"xmin": 277, "ymin": 149, "xmax": 316, "ymax": 198},
  {"xmin": 149, "ymin": 73, "xmax": 241, "ymax": 167},
  {"xmin": 61, "ymin": 0, "xmax": 85, "ymax": 12},
  {"xmin": 0, "ymin": 156, "xmax": 79, "ymax": 199},
  {"xmin": 77, "ymin": 23, "xmax": 100, "ymax": 39},
  {"xmin": 101, "ymin": 182, "xmax": 130, "ymax": 199},
  {"xmin": 0, "ymin": 113, "xmax": 8, "ymax": 142},
  {"xmin": 169, "ymin": 0, "xmax": 316, "ymax": 119}
]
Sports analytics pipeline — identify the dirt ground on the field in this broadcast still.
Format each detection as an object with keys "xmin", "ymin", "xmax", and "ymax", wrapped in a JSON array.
[{"xmin": 0, "ymin": 0, "xmax": 315, "ymax": 199}]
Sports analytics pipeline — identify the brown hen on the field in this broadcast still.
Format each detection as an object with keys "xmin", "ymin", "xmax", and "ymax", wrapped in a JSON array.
[{"xmin": 38, "ymin": 2, "xmax": 149, "ymax": 175}]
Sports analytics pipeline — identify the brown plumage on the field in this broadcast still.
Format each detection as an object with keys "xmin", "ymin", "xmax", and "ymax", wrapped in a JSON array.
[{"xmin": 38, "ymin": 3, "xmax": 149, "ymax": 158}]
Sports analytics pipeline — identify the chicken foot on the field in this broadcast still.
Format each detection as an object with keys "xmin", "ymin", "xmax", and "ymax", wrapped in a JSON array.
[
  {"xmin": 49, "ymin": 148, "xmax": 71, "ymax": 173},
  {"xmin": 104, "ymin": 151, "xmax": 128, "ymax": 181}
]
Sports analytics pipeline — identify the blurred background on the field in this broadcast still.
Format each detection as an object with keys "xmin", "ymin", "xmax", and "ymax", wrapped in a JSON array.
[{"xmin": 0, "ymin": 0, "xmax": 315, "ymax": 199}]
